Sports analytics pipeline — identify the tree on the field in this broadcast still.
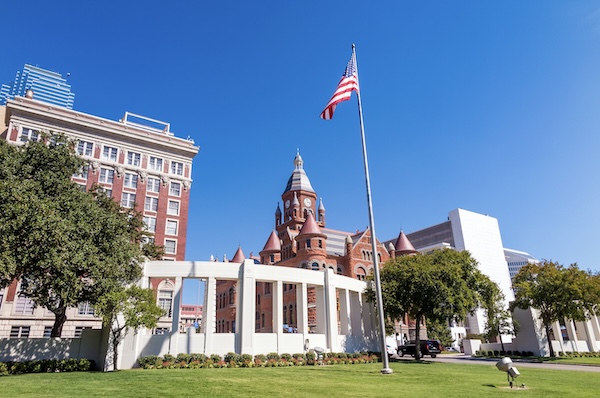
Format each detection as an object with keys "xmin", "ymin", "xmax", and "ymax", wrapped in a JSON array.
[
  {"xmin": 0, "ymin": 135, "xmax": 161, "ymax": 336},
  {"xmin": 371, "ymin": 249, "xmax": 492, "ymax": 360},
  {"xmin": 511, "ymin": 260, "xmax": 600, "ymax": 357},
  {"xmin": 425, "ymin": 318, "xmax": 454, "ymax": 349},
  {"xmin": 479, "ymin": 278, "xmax": 519, "ymax": 351},
  {"xmin": 95, "ymin": 285, "xmax": 164, "ymax": 370}
]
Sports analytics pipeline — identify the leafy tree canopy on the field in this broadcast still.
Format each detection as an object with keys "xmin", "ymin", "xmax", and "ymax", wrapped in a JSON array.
[
  {"xmin": 0, "ymin": 135, "xmax": 161, "ymax": 336},
  {"xmin": 369, "ymin": 249, "xmax": 495, "ymax": 360},
  {"xmin": 511, "ymin": 260, "xmax": 600, "ymax": 356}
]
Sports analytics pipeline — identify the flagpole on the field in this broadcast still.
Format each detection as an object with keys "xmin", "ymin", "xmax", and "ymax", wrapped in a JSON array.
[{"xmin": 352, "ymin": 43, "xmax": 392, "ymax": 374}]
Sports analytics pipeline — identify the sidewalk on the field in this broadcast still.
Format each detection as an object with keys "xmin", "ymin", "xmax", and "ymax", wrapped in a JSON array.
[{"xmin": 391, "ymin": 353, "xmax": 600, "ymax": 373}]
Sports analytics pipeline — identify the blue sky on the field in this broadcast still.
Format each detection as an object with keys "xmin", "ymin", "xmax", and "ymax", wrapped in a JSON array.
[{"xmin": 3, "ymin": 1, "xmax": 600, "ymax": 297}]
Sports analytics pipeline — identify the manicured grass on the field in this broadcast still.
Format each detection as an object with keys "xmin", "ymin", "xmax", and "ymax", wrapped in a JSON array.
[
  {"xmin": 541, "ymin": 356, "xmax": 600, "ymax": 366},
  {"xmin": 2, "ymin": 361, "xmax": 600, "ymax": 397}
]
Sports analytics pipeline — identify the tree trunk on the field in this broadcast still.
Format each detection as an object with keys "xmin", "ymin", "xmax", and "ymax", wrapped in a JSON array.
[
  {"xmin": 499, "ymin": 326, "xmax": 505, "ymax": 352},
  {"xmin": 545, "ymin": 323, "xmax": 555, "ymax": 357},
  {"xmin": 414, "ymin": 314, "xmax": 422, "ymax": 361},
  {"xmin": 111, "ymin": 328, "xmax": 123, "ymax": 371},
  {"xmin": 51, "ymin": 309, "xmax": 67, "ymax": 337}
]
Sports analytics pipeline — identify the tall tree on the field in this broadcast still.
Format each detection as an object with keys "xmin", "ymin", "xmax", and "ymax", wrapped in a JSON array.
[
  {"xmin": 479, "ymin": 278, "xmax": 518, "ymax": 351},
  {"xmin": 0, "ymin": 135, "xmax": 160, "ymax": 336},
  {"xmin": 95, "ymin": 285, "xmax": 164, "ymax": 371},
  {"xmin": 511, "ymin": 260, "xmax": 600, "ymax": 357},
  {"xmin": 371, "ymin": 249, "xmax": 492, "ymax": 360}
]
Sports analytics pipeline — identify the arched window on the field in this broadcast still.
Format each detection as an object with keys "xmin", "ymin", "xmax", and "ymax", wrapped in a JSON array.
[
  {"xmin": 337, "ymin": 267, "xmax": 343, "ymax": 275},
  {"xmin": 157, "ymin": 280, "xmax": 174, "ymax": 318},
  {"xmin": 289, "ymin": 305, "xmax": 294, "ymax": 325},
  {"xmin": 283, "ymin": 306, "xmax": 287, "ymax": 324},
  {"xmin": 356, "ymin": 266, "xmax": 367, "ymax": 281},
  {"xmin": 311, "ymin": 262, "xmax": 319, "ymax": 271},
  {"xmin": 229, "ymin": 288, "xmax": 234, "ymax": 305},
  {"xmin": 257, "ymin": 294, "xmax": 261, "ymax": 305}
]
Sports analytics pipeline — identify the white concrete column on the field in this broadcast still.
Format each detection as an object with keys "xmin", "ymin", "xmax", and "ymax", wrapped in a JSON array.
[
  {"xmin": 237, "ymin": 260, "xmax": 257, "ymax": 355},
  {"xmin": 582, "ymin": 319, "xmax": 598, "ymax": 352},
  {"xmin": 169, "ymin": 276, "xmax": 183, "ymax": 354},
  {"xmin": 296, "ymin": 282, "xmax": 308, "ymax": 334},
  {"xmin": 273, "ymin": 279, "xmax": 284, "ymax": 352},
  {"xmin": 324, "ymin": 269, "xmax": 338, "ymax": 351},
  {"xmin": 590, "ymin": 312, "xmax": 600, "ymax": 347},
  {"xmin": 339, "ymin": 289, "xmax": 351, "ymax": 335},
  {"xmin": 565, "ymin": 319, "xmax": 578, "ymax": 351},
  {"xmin": 203, "ymin": 276, "xmax": 217, "ymax": 355},
  {"xmin": 551, "ymin": 321, "xmax": 564, "ymax": 353}
]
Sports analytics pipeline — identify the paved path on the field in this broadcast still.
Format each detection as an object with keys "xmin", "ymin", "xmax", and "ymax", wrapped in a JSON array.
[{"xmin": 390, "ymin": 353, "xmax": 600, "ymax": 373}]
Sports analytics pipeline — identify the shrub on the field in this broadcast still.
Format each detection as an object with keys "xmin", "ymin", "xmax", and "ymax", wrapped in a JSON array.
[
  {"xmin": 506, "ymin": 351, "xmax": 512, "ymax": 356},
  {"xmin": 513, "ymin": 350, "xmax": 521, "ymax": 357},
  {"xmin": 0, "ymin": 363, "xmax": 8, "ymax": 376},
  {"xmin": 266, "ymin": 352, "xmax": 280, "ymax": 361},
  {"xmin": 177, "ymin": 353, "xmax": 191, "ymax": 363},
  {"xmin": 254, "ymin": 354, "xmax": 267, "ymax": 362},
  {"xmin": 339, "ymin": 353, "xmax": 347, "ymax": 359},
  {"xmin": 292, "ymin": 353, "xmax": 306, "ymax": 360},
  {"xmin": 224, "ymin": 352, "xmax": 241, "ymax": 364},
  {"xmin": 210, "ymin": 354, "xmax": 222, "ymax": 363},
  {"xmin": 138, "ymin": 355, "xmax": 158, "ymax": 369},
  {"xmin": 190, "ymin": 353, "xmax": 207, "ymax": 363},
  {"xmin": 280, "ymin": 353, "xmax": 292, "ymax": 361},
  {"xmin": 487, "ymin": 350, "xmax": 494, "ymax": 357},
  {"xmin": 241, "ymin": 354, "xmax": 253, "ymax": 363},
  {"xmin": 525, "ymin": 351, "xmax": 534, "ymax": 357},
  {"xmin": 493, "ymin": 350, "xmax": 500, "ymax": 357},
  {"xmin": 77, "ymin": 359, "xmax": 93, "ymax": 371},
  {"xmin": 163, "ymin": 354, "xmax": 176, "ymax": 363}
]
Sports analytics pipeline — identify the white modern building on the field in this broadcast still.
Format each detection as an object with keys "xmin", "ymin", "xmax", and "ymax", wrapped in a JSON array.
[{"xmin": 403, "ymin": 208, "xmax": 515, "ymax": 343}]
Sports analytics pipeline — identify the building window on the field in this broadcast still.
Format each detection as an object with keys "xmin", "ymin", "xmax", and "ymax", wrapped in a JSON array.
[
  {"xmin": 99, "ymin": 168, "xmax": 114, "ymax": 184},
  {"xmin": 143, "ymin": 216, "xmax": 157, "ymax": 233},
  {"xmin": 73, "ymin": 164, "xmax": 89, "ymax": 179},
  {"xmin": 166, "ymin": 220, "xmax": 178, "ymax": 235},
  {"xmin": 311, "ymin": 262, "xmax": 319, "ymax": 271},
  {"xmin": 98, "ymin": 187, "xmax": 112, "ymax": 198},
  {"xmin": 283, "ymin": 306, "xmax": 287, "ymax": 324},
  {"xmin": 74, "ymin": 326, "xmax": 91, "ymax": 338},
  {"xmin": 76, "ymin": 140, "xmax": 93, "ymax": 156},
  {"xmin": 127, "ymin": 151, "xmax": 141, "ymax": 166},
  {"xmin": 228, "ymin": 288, "xmax": 234, "ymax": 305},
  {"xmin": 262, "ymin": 314, "xmax": 265, "ymax": 328},
  {"xmin": 20, "ymin": 128, "xmax": 39, "ymax": 142},
  {"xmin": 167, "ymin": 200, "xmax": 180, "ymax": 216},
  {"xmin": 171, "ymin": 161, "xmax": 184, "ymax": 176},
  {"xmin": 145, "ymin": 197, "xmax": 159, "ymax": 212},
  {"xmin": 102, "ymin": 146, "xmax": 118, "ymax": 162},
  {"xmin": 121, "ymin": 192, "xmax": 136, "ymax": 208},
  {"xmin": 153, "ymin": 327, "xmax": 169, "ymax": 335},
  {"xmin": 306, "ymin": 239, "xmax": 311, "ymax": 249},
  {"xmin": 43, "ymin": 326, "xmax": 53, "ymax": 338},
  {"xmin": 169, "ymin": 182, "xmax": 181, "ymax": 196},
  {"xmin": 356, "ymin": 267, "xmax": 366, "ymax": 281},
  {"xmin": 164, "ymin": 239, "xmax": 177, "ymax": 254},
  {"xmin": 264, "ymin": 283, "xmax": 271, "ymax": 295},
  {"xmin": 78, "ymin": 302, "xmax": 95, "ymax": 316},
  {"xmin": 123, "ymin": 173, "xmax": 138, "ymax": 189},
  {"xmin": 148, "ymin": 156, "xmax": 163, "ymax": 172},
  {"xmin": 10, "ymin": 326, "xmax": 30, "ymax": 338},
  {"xmin": 147, "ymin": 177, "xmax": 161, "ymax": 193},
  {"xmin": 15, "ymin": 295, "xmax": 35, "ymax": 315},
  {"xmin": 158, "ymin": 290, "xmax": 173, "ymax": 317},
  {"xmin": 289, "ymin": 305, "xmax": 294, "ymax": 324},
  {"xmin": 257, "ymin": 294, "xmax": 261, "ymax": 305}
]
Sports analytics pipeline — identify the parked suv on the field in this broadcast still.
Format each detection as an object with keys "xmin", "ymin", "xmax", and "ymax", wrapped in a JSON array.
[{"xmin": 397, "ymin": 340, "xmax": 442, "ymax": 358}]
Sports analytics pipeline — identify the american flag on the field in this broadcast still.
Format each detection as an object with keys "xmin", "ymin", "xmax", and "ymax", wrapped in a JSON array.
[{"xmin": 320, "ymin": 54, "xmax": 359, "ymax": 120}]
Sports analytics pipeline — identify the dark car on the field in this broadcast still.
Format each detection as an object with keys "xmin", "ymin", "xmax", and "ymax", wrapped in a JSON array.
[{"xmin": 397, "ymin": 340, "xmax": 442, "ymax": 358}]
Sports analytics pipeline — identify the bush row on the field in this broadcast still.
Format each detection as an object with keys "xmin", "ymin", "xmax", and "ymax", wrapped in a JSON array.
[
  {"xmin": 0, "ymin": 358, "xmax": 95, "ymax": 376},
  {"xmin": 137, "ymin": 352, "xmax": 380, "ymax": 369},
  {"xmin": 474, "ymin": 350, "xmax": 535, "ymax": 357},
  {"xmin": 558, "ymin": 351, "xmax": 600, "ymax": 358}
]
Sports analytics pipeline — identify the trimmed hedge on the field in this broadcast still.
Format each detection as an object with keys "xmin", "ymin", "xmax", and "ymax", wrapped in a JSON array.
[
  {"xmin": 0, "ymin": 358, "xmax": 95, "ymax": 376},
  {"xmin": 137, "ymin": 351, "xmax": 380, "ymax": 369}
]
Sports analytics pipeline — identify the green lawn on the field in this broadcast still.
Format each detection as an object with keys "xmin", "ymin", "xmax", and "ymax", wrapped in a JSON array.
[
  {"xmin": 540, "ymin": 356, "xmax": 600, "ymax": 366},
  {"xmin": 2, "ymin": 361, "xmax": 599, "ymax": 398}
]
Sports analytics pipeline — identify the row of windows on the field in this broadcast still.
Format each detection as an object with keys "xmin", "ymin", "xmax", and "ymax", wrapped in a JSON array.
[
  {"xmin": 76, "ymin": 167, "xmax": 183, "ymax": 197},
  {"xmin": 10, "ymin": 325, "xmax": 92, "ymax": 338},
  {"xmin": 217, "ymin": 288, "xmax": 235, "ymax": 309},
  {"xmin": 19, "ymin": 129, "xmax": 187, "ymax": 177},
  {"xmin": 142, "ymin": 217, "xmax": 179, "ymax": 236}
]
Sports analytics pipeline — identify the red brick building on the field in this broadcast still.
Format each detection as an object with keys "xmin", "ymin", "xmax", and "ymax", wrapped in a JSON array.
[
  {"xmin": 217, "ymin": 152, "xmax": 419, "ymax": 337},
  {"xmin": 0, "ymin": 94, "xmax": 198, "ymax": 338}
]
